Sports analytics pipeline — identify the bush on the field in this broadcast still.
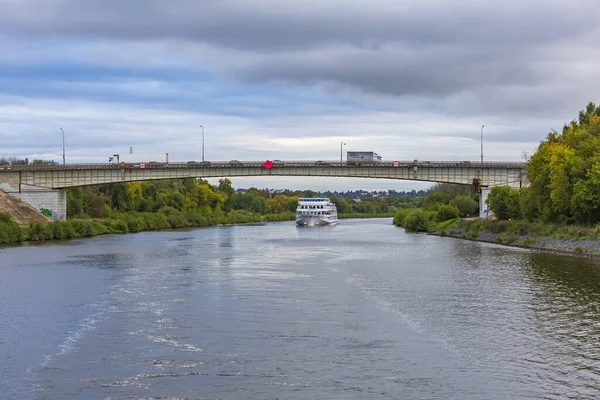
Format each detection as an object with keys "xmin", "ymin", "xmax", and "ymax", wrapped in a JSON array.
[
  {"xmin": 52, "ymin": 221, "xmax": 67, "ymax": 240},
  {"xmin": 0, "ymin": 212, "xmax": 13, "ymax": 223},
  {"xmin": 404, "ymin": 209, "xmax": 428, "ymax": 232},
  {"xmin": 71, "ymin": 220, "xmax": 95, "ymax": 237},
  {"xmin": 0, "ymin": 219, "xmax": 24, "ymax": 244},
  {"xmin": 126, "ymin": 217, "xmax": 141, "ymax": 233},
  {"xmin": 452, "ymin": 194, "xmax": 479, "ymax": 217},
  {"xmin": 393, "ymin": 208, "xmax": 414, "ymax": 227},
  {"xmin": 436, "ymin": 204, "xmax": 460, "ymax": 222}
]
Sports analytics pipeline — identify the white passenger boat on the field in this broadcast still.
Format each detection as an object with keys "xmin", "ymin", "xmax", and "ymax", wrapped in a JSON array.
[{"xmin": 295, "ymin": 198, "xmax": 338, "ymax": 226}]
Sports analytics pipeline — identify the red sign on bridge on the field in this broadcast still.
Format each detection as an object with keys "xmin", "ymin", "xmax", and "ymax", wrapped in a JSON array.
[{"xmin": 263, "ymin": 160, "xmax": 273, "ymax": 170}]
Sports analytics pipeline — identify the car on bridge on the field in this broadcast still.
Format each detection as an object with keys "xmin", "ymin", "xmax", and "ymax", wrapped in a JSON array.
[
  {"xmin": 229, "ymin": 160, "xmax": 243, "ymax": 166},
  {"xmin": 1, "ymin": 164, "xmax": 10, "ymax": 171},
  {"xmin": 272, "ymin": 160, "xmax": 286, "ymax": 166},
  {"xmin": 187, "ymin": 161, "xmax": 212, "ymax": 166}
]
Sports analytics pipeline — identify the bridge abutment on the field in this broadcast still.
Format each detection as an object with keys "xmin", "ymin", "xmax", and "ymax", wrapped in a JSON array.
[
  {"xmin": 0, "ymin": 174, "xmax": 67, "ymax": 221},
  {"xmin": 11, "ymin": 187, "xmax": 67, "ymax": 221}
]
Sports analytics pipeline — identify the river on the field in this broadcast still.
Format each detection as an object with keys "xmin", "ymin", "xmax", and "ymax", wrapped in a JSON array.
[{"xmin": 1, "ymin": 218, "xmax": 599, "ymax": 399}]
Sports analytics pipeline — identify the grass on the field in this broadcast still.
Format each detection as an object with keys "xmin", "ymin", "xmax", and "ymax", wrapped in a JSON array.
[
  {"xmin": 458, "ymin": 219, "xmax": 600, "ymax": 240},
  {"xmin": 435, "ymin": 218, "xmax": 461, "ymax": 231}
]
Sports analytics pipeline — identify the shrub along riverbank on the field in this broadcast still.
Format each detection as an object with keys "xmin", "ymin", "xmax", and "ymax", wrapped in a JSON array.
[
  {"xmin": 392, "ymin": 183, "xmax": 479, "ymax": 232},
  {"xmin": 435, "ymin": 218, "xmax": 600, "ymax": 257},
  {"xmin": 0, "ymin": 209, "xmax": 295, "ymax": 245},
  {"xmin": 0, "ymin": 210, "xmax": 395, "ymax": 246}
]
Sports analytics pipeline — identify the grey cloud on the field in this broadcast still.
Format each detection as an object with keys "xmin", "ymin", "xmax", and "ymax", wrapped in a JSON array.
[
  {"xmin": 0, "ymin": 0, "xmax": 599, "ymax": 117},
  {"xmin": 229, "ymin": 45, "xmax": 544, "ymax": 98},
  {"xmin": 1, "ymin": 0, "xmax": 596, "ymax": 50}
]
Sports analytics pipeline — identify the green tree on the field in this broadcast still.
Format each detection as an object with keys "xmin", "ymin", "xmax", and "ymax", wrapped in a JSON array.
[
  {"xmin": 525, "ymin": 102, "xmax": 600, "ymax": 223},
  {"xmin": 436, "ymin": 204, "xmax": 460, "ymax": 222},
  {"xmin": 486, "ymin": 186, "xmax": 520, "ymax": 220},
  {"xmin": 218, "ymin": 179, "xmax": 235, "ymax": 211},
  {"xmin": 451, "ymin": 194, "xmax": 478, "ymax": 217},
  {"xmin": 404, "ymin": 209, "xmax": 428, "ymax": 232},
  {"xmin": 67, "ymin": 187, "xmax": 85, "ymax": 217}
]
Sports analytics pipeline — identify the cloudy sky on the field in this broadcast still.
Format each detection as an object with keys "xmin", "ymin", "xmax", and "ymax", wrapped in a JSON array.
[{"xmin": 1, "ymin": 0, "xmax": 598, "ymax": 191}]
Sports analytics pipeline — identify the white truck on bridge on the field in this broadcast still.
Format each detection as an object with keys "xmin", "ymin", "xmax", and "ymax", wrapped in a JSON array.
[{"xmin": 346, "ymin": 151, "xmax": 383, "ymax": 165}]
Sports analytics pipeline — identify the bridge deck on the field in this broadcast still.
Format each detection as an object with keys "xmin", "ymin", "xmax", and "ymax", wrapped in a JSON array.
[{"xmin": 1, "ymin": 161, "xmax": 528, "ymax": 189}]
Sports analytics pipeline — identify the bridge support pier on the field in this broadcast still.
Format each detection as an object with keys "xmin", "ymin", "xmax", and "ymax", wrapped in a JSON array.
[{"xmin": 479, "ymin": 187, "xmax": 492, "ymax": 219}]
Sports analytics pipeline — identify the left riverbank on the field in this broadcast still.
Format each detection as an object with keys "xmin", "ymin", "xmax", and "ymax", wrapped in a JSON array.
[
  {"xmin": 0, "ymin": 210, "xmax": 296, "ymax": 245},
  {"xmin": 0, "ymin": 211, "xmax": 394, "ymax": 246}
]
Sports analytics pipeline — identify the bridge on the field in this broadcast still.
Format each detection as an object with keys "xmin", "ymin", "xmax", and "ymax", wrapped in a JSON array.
[{"xmin": 0, "ymin": 160, "xmax": 527, "ymax": 221}]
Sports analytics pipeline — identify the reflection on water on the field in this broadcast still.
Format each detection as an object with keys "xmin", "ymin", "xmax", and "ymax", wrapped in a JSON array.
[{"xmin": 1, "ymin": 219, "xmax": 600, "ymax": 399}]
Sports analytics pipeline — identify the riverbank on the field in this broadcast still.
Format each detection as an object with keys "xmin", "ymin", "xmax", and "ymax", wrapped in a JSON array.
[
  {"xmin": 0, "ymin": 210, "xmax": 296, "ymax": 245},
  {"xmin": 433, "ymin": 219, "xmax": 600, "ymax": 258},
  {"xmin": 0, "ymin": 211, "xmax": 393, "ymax": 246}
]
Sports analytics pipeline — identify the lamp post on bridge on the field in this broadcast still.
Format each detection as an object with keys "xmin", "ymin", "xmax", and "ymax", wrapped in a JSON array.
[
  {"xmin": 340, "ymin": 142, "xmax": 346, "ymax": 163},
  {"xmin": 60, "ymin": 128, "xmax": 65, "ymax": 165},
  {"xmin": 200, "ymin": 125, "xmax": 205, "ymax": 162},
  {"xmin": 480, "ymin": 125, "xmax": 484, "ymax": 164}
]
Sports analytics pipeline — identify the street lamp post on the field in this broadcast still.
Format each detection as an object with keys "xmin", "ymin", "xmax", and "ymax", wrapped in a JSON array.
[
  {"xmin": 480, "ymin": 125, "xmax": 484, "ymax": 164},
  {"xmin": 200, "ymin": 125, "xmax": 205, "ymax": 162},
  {"xmin": 340, "ymin": 142, "xmax": 346, "ymax": 163},
  {"xmin": 60, "ymin": 128, "xmax": 65, "ymax": 165}
]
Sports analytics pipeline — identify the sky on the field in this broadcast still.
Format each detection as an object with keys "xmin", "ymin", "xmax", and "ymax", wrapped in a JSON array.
[{"xmin": 1, "ymin": 0, "xmax": 599, "ymax": 191}]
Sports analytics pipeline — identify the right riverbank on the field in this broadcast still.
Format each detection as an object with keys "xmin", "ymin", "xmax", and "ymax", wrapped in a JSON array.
[{"xmin": 432, "ymin": 218, "xmax": 600, "ymax": 258}]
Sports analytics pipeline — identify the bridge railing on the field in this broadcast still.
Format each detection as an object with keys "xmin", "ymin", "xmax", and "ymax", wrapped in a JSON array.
[{"xmin": 1, "ymin": 160, "xmax": 528, "ymax": 171}]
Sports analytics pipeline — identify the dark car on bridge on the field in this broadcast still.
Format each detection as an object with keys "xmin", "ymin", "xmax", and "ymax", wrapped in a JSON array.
[{"xmin": 229, "ymin": 160, "xmax": 243, "ymax": 166}]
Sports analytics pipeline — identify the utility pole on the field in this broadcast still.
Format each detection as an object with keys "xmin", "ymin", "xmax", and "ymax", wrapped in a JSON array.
[
  {"xmin": 60, "ymin": 128, "xmax": 65, "ymax": 165},
  {"xmin": 480, "ymin": 125, "xmax": 484, "ymax": 164},
  {"xmin": 200, "ymin": 125, "xmax": 205, "ymax": 162}
]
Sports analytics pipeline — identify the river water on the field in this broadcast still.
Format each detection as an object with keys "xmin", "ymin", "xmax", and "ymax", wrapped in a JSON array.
[{"xmin": 1, "ymin": 218, "xmax": 600, "ymax": 399}]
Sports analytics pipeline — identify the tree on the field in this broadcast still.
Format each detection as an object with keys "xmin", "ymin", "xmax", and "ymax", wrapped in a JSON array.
[
  {"xmin": 30, "ymin": 159, "xmax": 58, "ymax": 165},
  {"xmin": 218, "ymin": 179, "xmax": 235, "ymax": 211},
  {"xmin": 451, "ymin": 194, "xmax": 478, "ymax": 217},
  {"xmin": 525, "ymin": 102, "xmax": 600, "ymax": 223},
  {"xmin": 436, "ymin": 204, "xmax": 460, "ymax": 222},
  {"xmin": 486, "ymin": 186, "xmax": 520, "ymax": 220},
  {"xmin": 404, "ymin": 209, "xmax": 428, "ymax": 232},
  {"xmin": 66, "ymin": 187, "xmax": 85, "ymax": 217}
]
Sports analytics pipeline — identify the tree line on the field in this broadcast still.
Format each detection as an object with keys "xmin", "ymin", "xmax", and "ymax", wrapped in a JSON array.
[
  {"xmin": 0, "ymin": 174, "xmax": 410, "ymax": 244},
  {"xmin": 487, "ymin": 102, "xmax": 600, "ymax": 225}
]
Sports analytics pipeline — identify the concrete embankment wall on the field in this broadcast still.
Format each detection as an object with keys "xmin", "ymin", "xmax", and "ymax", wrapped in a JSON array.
[
  {"xmin": 0, "ymin": 190, "xmax": 51, "ymax": 225},
  {"xmin": 0, "ymin": 172, "xmax": 67, "ymax": 221}
]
